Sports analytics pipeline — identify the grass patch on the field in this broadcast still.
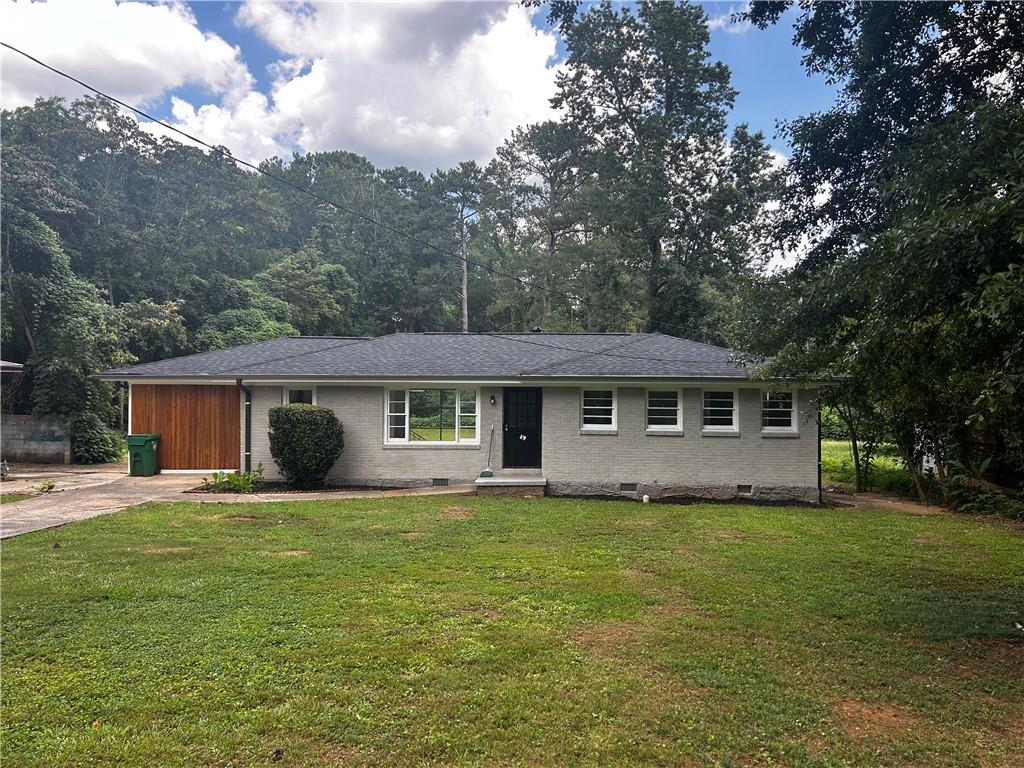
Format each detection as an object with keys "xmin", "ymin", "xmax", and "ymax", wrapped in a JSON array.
[
  {"xmin": 821, "ymin": 439, "xmax": 921, "ymax": 496},
  {"xmin": 2, "ymin": 496, "xmax": 1022, "ymax": 767},
  {"xmin": 0, "ymin": 492, "xmax": 34, "ymax": 505}
]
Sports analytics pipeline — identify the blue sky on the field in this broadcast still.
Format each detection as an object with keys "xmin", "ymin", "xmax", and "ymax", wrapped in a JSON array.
[{"xmin": 3, "ymin": 1, "xmax": 838, "ymax": 170}]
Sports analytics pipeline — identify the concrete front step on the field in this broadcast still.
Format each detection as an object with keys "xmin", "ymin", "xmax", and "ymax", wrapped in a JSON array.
[{"xmin": 474, "ymin": 473, "xmax": 547, "ymax": 497}]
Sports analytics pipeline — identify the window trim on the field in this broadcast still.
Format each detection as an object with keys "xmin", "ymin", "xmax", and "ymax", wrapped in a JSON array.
[
  {"xmin": 580, "ymin": 387, "xmax": 617, "ymax": 432},
  {"xmin": 701, "ymin": 388, "xmax": 739, "ymax": 433},
  {"xmin": 645, "ymin": 388, "xmax": 683, "ymax": 432},
  {"xmin": 761, "ymin": 389, "xmax": 798, "ymax": 434},
  {"xmin": 282, "ymin": 386, "xmax": 316, "ymax": 406},
  {"xmin": 384, "ymin": 387, "xmax": 480, "ymax": 445}
]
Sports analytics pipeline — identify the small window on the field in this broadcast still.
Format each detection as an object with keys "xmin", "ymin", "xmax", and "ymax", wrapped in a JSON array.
[
  {"xmin": 581, "ymin": 389, "xmax": 616, "ymax": 430},
  {"xmin": 285, "ymin": 388, "xmax": 314, "ymax": 405},
  {"xmin": 646, "ymin": 390, "xmax": 681, "ymax": 430},
  {"xmin": 385, "ymin": 389, "xmax": 479, "ymax": 444},
  {"xmin": 762, "ymin": 391, "xmax": 795, "ymax": 431},
  {"xmin": 387, "ymin": 390, "xmax": 408, "ymax": 440},
  {"xmin": 702, "ymin": 390, "xmax": 737, "ymax": 431}
]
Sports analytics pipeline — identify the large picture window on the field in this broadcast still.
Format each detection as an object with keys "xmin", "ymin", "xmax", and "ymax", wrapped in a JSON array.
[
  {"xmin": 761, "ymin": 391, "xmax": 795, "ymax": 431},
  {"xmin": 702, "ymin": 390, "xmax": 737, "ymax": 431},
  {"xmin": 646, "ymin": 390, "xmax": 681, "ymax": 431},
  {"xmin": 581, "ymin": 389, "xmax": 616, "ymax": 430},
  {"xmin": 386, "ymin": 388, "xmax": 478, "ymax": 444}
]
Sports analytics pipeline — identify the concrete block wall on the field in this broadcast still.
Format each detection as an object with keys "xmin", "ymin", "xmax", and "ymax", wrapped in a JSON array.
[
  {"xmin": 541, "ymin": 386, "xmax": 819, "ymax": 500},
  {"xmin": 0, "ymin": 414, "xmax": 71, "ymax": 464},
  {"xmin": 243, "ymin": 384, "xmax": 819, "ymax": 500},
  {"xmin": 247, "ymin": 385, "xmax": 503, "ymax": 485}
]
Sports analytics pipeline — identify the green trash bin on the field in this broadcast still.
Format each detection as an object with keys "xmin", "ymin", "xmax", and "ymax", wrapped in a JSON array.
[{"xmin": 127, "ymin": 433, "xmax": 160, "ymax": 476}]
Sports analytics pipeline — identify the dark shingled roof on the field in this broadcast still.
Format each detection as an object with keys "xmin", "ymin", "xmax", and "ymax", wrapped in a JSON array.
[{"xmin": 98, "ymin": 332, "xmax": 759, "ymax": 380}]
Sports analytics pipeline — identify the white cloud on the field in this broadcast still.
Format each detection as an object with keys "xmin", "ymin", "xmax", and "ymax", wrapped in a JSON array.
[
  {"xmin": 707, "ymin": 2, "xmax": 752, "ymax": 35},
  {"xmin": 236, "ymin": 0, "xmax": 561, "ymax": 171},
  {"xmin": 2, "ymin": 0, "xmax": 561, "ymax": 171},
  {"xmin": 1, "ymin": 0, "xmax": 251, "ymax": 108}
]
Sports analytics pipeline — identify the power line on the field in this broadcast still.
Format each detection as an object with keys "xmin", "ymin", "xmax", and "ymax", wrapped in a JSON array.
[{"xmin": 0, "ymin": 41, "xmax": 716, "ymax": 346}]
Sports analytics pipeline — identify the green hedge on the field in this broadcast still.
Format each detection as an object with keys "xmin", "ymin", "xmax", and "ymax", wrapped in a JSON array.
[{"xmin": 268, "ymin": 404, "xmax": 344, "ymax": 487}]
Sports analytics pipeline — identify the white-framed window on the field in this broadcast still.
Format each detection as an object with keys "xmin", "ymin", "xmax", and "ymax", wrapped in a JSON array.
[
  {"xmin": 646, "ymin": 389, "xmax": 682, "ymax": 431},
  {"xmin": 283, "ymin": 387, "xmax": 315, "ymax": 405},
  {"xmin": 385, "ymin": 388, "xmax": 479, "ymax": 444},
  {"xmin": 761, "ymin": 390, "xmax": 796, "ymax": 432},
  {"xmin": 581, "ymin": 388, "xmax": 616, "ymax": 431},
  {"xmin": 702, "ymin": 389, "xmax": 738, "ymax": 431}
]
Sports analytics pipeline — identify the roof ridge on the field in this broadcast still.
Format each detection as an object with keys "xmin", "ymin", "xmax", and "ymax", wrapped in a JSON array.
[
  {"xmin": 215, "ymin": 336, "xmax": 377, "ymax": 375},
  {"xmin": 648, "ymin": 331, "xmax": 738, "ymax": 355},
  {"xmin": 515, "ymin": 333, "xmax": 653, "ymax": 376},
  {"xmin": 104, "ymin": 335, "xmax": 311, "ymax": 373}
]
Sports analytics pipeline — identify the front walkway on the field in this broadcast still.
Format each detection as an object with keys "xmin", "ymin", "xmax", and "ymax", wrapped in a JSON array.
[{"xmin": 0, "ymin": 473, "xmax": 199, "ymax": 539}]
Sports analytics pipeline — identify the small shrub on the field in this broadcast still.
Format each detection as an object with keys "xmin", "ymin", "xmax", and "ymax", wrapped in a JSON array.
[
  {"xmin": 72, "ymin": 414, "xmax": 123, "ymax": 464},
  {"xmin": 268, "ymin": 404, "xmax": 344, "ymax": 487},
  {"xmin": 34, "ymin": 479, "xmax": 56, "ymax": 494},
  {"xmin": 200, "ymin": 464, "xmax": 264, "ymax": 494}
]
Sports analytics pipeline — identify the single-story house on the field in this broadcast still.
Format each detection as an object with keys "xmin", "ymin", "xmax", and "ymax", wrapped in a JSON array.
[{"xmin": 98, "ymin": 332, "xmax": 824, "ymax": 502}]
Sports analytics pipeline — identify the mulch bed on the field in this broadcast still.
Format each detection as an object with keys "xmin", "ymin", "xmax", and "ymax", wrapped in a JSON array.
[{"xmin": 186, "ymin": 483, "xmax": 397, "ymax": 495}]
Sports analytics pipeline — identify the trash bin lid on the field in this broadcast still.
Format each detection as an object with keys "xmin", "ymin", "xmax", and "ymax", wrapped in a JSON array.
[{"xmin": 126, "ymin": 433, "xmax": 161, "ymax": 444}]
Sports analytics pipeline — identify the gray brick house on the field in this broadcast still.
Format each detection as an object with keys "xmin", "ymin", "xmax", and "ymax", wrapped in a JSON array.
[{"xmin": 99, "ymin": 332, "xmax": 824, "ymax": 502}]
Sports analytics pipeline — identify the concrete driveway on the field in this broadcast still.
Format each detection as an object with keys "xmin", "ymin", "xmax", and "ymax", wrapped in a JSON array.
[{"xmin": 0, "ymin": 472, "xmax": 199, "ymax": 539}]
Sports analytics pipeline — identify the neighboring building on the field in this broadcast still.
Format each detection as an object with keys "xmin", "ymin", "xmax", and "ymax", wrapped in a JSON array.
[{"xmin": 98, "ymin": 333, "xmax": 825, "ymax": 502}]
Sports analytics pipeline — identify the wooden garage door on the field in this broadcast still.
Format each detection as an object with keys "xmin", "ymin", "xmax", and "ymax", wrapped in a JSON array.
[{"xmin": 131, "ymin": 385, "xmax": 239, "ymax": 470}]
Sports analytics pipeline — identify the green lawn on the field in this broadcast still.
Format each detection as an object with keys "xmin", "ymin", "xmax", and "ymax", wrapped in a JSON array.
[
  {"xmin": 2, "ymin": 497, "xmax": 1022, "ymax": 767},
  {"xmin": 821, "ymin": 439, "xmax": 921, "ymax": 496},
  {"xmin": 0, "ymin": 492, "xmax": 34, "ymax": 504}
]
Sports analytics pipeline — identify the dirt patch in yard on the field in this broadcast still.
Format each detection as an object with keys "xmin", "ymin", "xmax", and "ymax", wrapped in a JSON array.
[
  {"xmin": 573, "ymin": 620, "xmax": 646, "ymax": 658},
  {"xmin": 227, "ymin": 514, "xmax": 258, "ymax": 522},
  {"xmin": 274, "ymin": 549, "xmax": 311, "ymax": 557},
  {"xmin": 443, "ymin": 505, "xmax": 475, "ymax": 521},
  {"xmin": 140, "ymin": 546, "xmax": 192, "ymax": 555},
  {"xmin": 834, "ymin": 699, "xmax": 918, "ymax": 739},
  {"xmin": 974, "ymin": 636, "xmax": 1024, "ymax": 664},
  {"xmin": 910, "ymin": 534, "xmax": 949, "ymax": 545},
  {"xmin": 399, "ymin": 530, "xmax": 428, "ymax": 539},
  {"xmin": 713, "ymin": 529, "xmax": 748, "ymax": 539}
]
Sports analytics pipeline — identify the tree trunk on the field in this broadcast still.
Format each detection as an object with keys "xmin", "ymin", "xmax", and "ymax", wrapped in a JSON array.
[
  {"xmin": 460, "ymin": 225, "xmax": 469, "ymax": 333},
  {"xmin": 896, "ymin": 438, "xmax": 929, "ymax": 503},
  {"xmin": 646, "ymin": 232, "xmax": 662, "ymax": 331},
  {"xmin": 835, "ymin": 401, "xmax": 863, "ymax": 492},
  {"xmin": 543, "ymin": 226, "xmax": 556, "ymax": 324}
]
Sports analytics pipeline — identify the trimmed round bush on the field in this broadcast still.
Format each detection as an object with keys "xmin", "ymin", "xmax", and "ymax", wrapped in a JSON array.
[{"xmin": 268, "ymin": 404, "xmax": 344, "ymax": 487}]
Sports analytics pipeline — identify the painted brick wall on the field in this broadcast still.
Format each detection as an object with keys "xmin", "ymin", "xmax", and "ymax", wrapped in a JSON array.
[
  {"xmin": 244, "ymin": 384, "xmax": 818, "ymax": 491},
  {"xmin": 247, "ymin": 385, "xmax": 503, "ymax": 484},
  {"xmin": 541, "ymin": 386, "xmax": 819, "ymax": 488}
]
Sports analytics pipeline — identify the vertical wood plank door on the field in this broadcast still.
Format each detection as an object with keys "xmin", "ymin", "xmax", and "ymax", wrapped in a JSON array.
[{"xmin": 131, "ymin": 385, "xmax": 240, "ymax": 470}]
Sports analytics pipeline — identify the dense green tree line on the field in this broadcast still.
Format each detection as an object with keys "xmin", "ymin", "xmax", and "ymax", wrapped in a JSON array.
[
  {"xmin": 1, "ymin": 1, "xmax": 777, "ymax": 461},
  {"xmin": 733, "ymin": 1, "xmax": 1024, "ymax": 501}
]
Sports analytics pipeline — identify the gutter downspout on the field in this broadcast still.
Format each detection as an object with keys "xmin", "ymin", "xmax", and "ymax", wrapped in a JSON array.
[{"xmin": 237, "ymin": 379, "xmax": 251, "ymax": 473}]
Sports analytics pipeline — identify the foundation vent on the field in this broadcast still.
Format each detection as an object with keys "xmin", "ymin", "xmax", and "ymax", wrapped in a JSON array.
[
  {"xmin": 620, "ymin": 482, "xmax": 638, "ymax": 492},
  {"xmin": 737, "ymin": 484, "xmax": 753, "ymax": 496},
  {"xmin": 432, "ymin": 478, "xmax": 449, "ymax": 487}
]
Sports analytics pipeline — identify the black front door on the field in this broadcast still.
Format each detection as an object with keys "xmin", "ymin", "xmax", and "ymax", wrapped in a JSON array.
[{"xmin": 503, "ymin": 388, "xmax": 542, "ymax": 468}]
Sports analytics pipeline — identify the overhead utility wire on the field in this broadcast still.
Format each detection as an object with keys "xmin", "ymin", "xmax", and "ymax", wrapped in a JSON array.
[{"xmin": 1, "ymin": 42, "xmax": 744, "ymax": 365}]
